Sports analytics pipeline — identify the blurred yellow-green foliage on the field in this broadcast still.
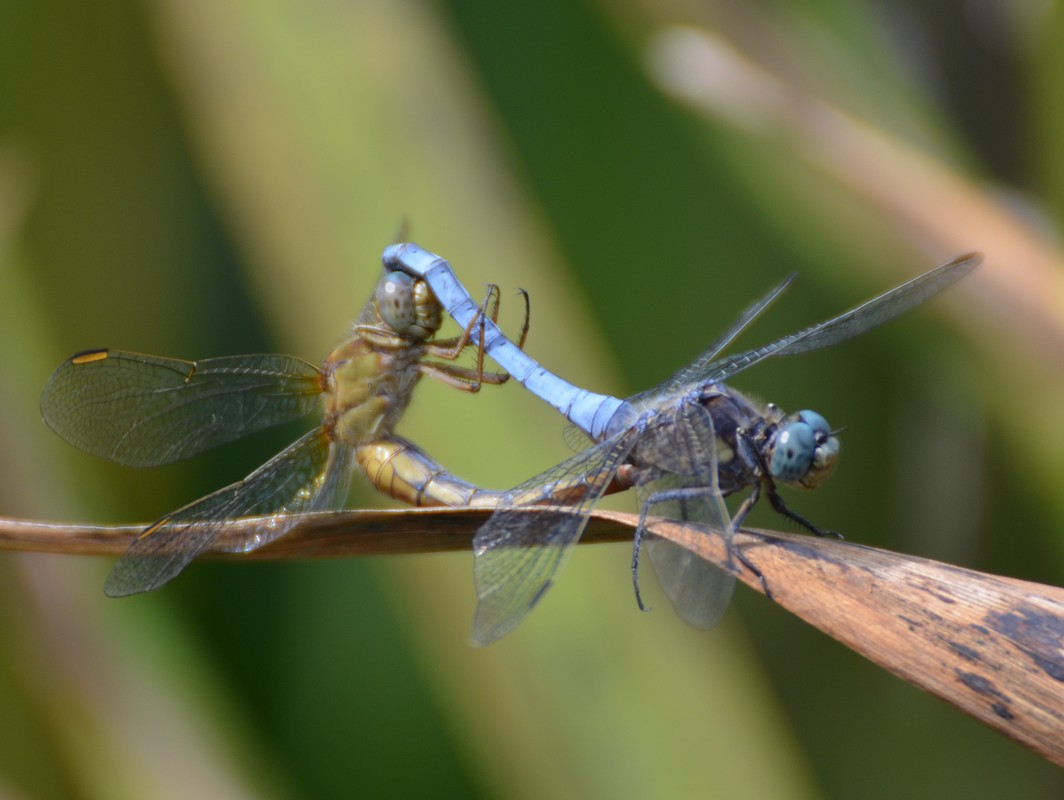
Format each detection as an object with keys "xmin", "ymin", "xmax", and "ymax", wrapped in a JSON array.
[{"xmin": 2, "ymin": 0, "xmax": 1063, "ymax": 796}]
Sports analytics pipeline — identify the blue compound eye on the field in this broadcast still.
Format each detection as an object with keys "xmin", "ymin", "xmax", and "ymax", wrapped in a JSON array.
[
  {"xmin": 796, "ymin": 409, "xmax": 830, "ymax": 437},
  {"xmin": 770, "ymin": 420, "xmax": 817, "ymax": 482},
  {"xmin": 770, "ymin": 409, "xmax": 841, "ymax": 487}
]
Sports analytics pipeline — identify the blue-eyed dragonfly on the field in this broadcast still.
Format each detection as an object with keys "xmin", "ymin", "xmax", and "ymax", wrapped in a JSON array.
[
  {"xmin": 41, "ymin": 265, "xmax": 529, "ymax": 596},
  {"xmin": 385, "ymin": 243, "xmax": 979, "ymax": 645}
]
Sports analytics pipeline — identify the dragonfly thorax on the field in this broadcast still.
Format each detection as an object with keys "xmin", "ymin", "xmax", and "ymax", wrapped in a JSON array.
[
  {"xmin": 626, "ymin": 384, "xmax": 771, "ymax": 497},
  {"xmin": 766, "ymin": 409, "xmax": 839, "ymax": 490}
]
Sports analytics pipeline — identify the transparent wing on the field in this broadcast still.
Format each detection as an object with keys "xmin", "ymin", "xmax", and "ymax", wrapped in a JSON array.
[
  {"xmin": 642, "ymin": 483, "xmax": 736, "ymax": 630},
  {"xmin": 649, "ymin": 253, "xmax": 979, "ymax": 395},
  {"xmin": 561, "ymin": 422, "xmax": 593, "ymax": 453},
  {"xmin": 637, "ymin": 399, "xmax": 736, "ymax": 630},
  {"xmin": 104, "ymin": 427, "xmax": 354, "ymax": 597},
  {"xmin": 631, "ymin": 273, "xmax": 795, "ymax": 408},
  {"xmin": 41, "ymin": 350, "xmax": 322, "ymax": 467},
  {"xmin": 471, "ymin": 431, "xmax": 640, "ymax": 646}
]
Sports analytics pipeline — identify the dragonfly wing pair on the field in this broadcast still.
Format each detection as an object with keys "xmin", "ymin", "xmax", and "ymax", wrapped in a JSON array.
[
  {"xmin": 648, "ymin": 253, "xmax": 980, "ymax": 403},
  {"xmin": 40, "ymin": 349, "xmax": 342, "ymax": 595}
]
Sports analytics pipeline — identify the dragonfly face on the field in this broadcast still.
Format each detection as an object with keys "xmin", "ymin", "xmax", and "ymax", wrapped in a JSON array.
[
  {"xmin": 374, "ymin": 270, "xmax": 443, "ymax": 340},
  {"xmin": 766, "ymin": 409, "xmax": 839, "ymax": 489}
]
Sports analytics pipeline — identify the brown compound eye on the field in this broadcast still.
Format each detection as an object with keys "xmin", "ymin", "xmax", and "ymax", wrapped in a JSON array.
[{"xmin": 377, "ymin": 271, "xmax": 417, "ymax": 332}]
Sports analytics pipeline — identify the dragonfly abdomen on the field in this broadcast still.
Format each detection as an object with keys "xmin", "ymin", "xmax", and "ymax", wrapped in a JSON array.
[{"xmin": 355, "ymin": 437, "xmax": 501, "ymax": 508}]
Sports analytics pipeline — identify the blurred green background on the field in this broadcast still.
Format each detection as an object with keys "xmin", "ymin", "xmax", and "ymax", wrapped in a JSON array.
[{"xmin": 2, "ymin": 0, "xmax": 1063, "ymax": 796}]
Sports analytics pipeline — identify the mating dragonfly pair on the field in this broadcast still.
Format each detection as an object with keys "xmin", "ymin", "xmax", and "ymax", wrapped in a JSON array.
[{"xmin": 41, "ymin": 245, "xmax": 978, "ymax": 644}]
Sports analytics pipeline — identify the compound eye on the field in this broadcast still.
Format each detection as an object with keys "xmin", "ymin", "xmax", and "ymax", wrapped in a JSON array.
[
  {"xmin": 377, "ymin": 271, "xmax": 417, "ymax": 332},
  {"xmin": 796, "ymin": 409, "xmax": 831, "ymax": 441},
  {"xmin": 770, "ymin": 420, "xmax": 817, "ymax": 483},
  {"xmin": 772, "ymin": 410, "xmax": 840, "ymax": 488}
]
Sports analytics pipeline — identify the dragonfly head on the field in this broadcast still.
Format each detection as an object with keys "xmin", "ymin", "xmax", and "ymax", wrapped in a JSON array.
[
  {"xmin": 376, "ymin": 270, "xmax": 443, "ymax": 340},
  {"xmin": 768, "ymin": 409, "xmax": 839, "ymax": 490}
]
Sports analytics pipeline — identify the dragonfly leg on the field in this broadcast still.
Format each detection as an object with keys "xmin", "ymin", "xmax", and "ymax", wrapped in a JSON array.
[
  {"xmin": 733, "ymin": 540, "xmax": 773, "ymax": 601},
  {"xmin": 763, "ymin": 482, "xmax": 843, "ymax": 539},
  {"xmin": 631, "ymin": 484, "xmax": 741, "ymax": 613},
  {"xmin": 418, "ymin": 361, "xmax": 508, "ymax": 391},
  {"xmin": 430, "ymin": 286, "xmax": 531, "ymax": 354},
  {"xmin": 423, "ymin": 286, "xmax": 531, "ymax": 390},
  {"xmin": 426, "ymin": 284, "xmax": 501, "ymax": 358},
  {"xmin": 725, "ymin": 484, "xmax": 775, "ymax": 599},
  {"xmin": 739, "ymin": 431, "xmax": 841, "ymax": 540},
  {"xmin": 631, "ymin": 501, "xmax": 655, "ymax": 613},
  {"xmin": 729, "ymin": 483, "xmax": 761, "ymax": 531},
  {"xmin": 426, "ymin": 286, "xmax": 529, "ymax": 359}
]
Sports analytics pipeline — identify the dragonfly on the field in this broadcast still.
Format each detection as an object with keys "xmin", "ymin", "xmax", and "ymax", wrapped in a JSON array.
[
  {"xmin": 383, "ymin": 243, "xmax": 980, "ymax": 645},
  {"xmin": 41, "ymin": 263, "xmax": 529, "ymax": 596}
]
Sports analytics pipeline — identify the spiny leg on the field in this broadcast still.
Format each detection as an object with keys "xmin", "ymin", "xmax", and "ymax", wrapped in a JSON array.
[
  {"xmin": 727, "ymin": 484, "xmax": 774, "ymax": 600},
  {"xmin": 739, "ymin": 431, "xmax": 841, "ymax": 541},
  {"xmin": 729, "ymin": 480, "xmax": 843, "ymax": 603},
  {"xmin": 632, "ymin": 483, "xmax": 785, "ymax": 606},
  {"xmin": 763, "ymin": 482, "xmax": 842, "ymax": 539},
  {"xmin": 426, "ymin": 284, "xmax": 502, "ymax": 358},
  {"xmin": 422, "ymin": 286, "xmax": 531, "ymax": 391},
  {"xmin": 419, "ymin": 361, "xmax": 513, "ymax": 390},
  {"xmin": 427, "ymin": 284, "xmax": 529, "ymax": 358},
  {"xmin": 631, "ymin": 484, "xmax": 739, "ymax": 613},
  {"xmin": 736, "ymin": 485, "xmax": 842, "ymax": 602}
]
